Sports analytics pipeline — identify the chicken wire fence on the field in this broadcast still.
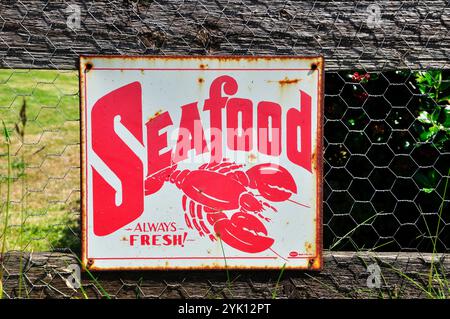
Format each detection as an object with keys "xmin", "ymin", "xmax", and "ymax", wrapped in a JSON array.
[{"xmin": 0, "ymin": 0, "xmax": 449, "ymax": 298}]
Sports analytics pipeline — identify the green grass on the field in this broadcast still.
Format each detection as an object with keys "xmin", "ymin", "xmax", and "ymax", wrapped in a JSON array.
[
  {"xmin": 391, "ymin": 168, "xmax": 450, "ymax": 299},
  {"xmin": 271, "ymin": 263, "xmax": 286, "ymax": 299},
  {"xmin": 3, "ymin": 209, "xmax": 80, "ymax": 252},
  {"xmin": 0, "ymin": 70, "xmax": 79, "ymax": 134},
  {"xmin": 325, "ymin": 169, "xmax": 450, "ymax": 299},
  {"xmin": 0, "ymin": 120, "xmax": 11, "ymax": 298},
  {"xmin": 0, "ymin": 69, "xmax": 80, "ymax": 252}
]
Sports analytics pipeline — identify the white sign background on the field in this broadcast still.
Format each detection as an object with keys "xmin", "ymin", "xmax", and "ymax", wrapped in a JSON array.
[{"xmin": 80, "ymin": 56, "xmax": 323, "ymax": 270}]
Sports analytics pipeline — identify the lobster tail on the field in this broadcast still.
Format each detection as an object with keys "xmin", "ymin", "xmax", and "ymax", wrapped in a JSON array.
[
  {"xmin": 169, "ymin": 169, "xmax": 190, "ymax": 188},
  {"xmin": 144, "ymin": 164, "xmax": 178, "ymax": 195}
]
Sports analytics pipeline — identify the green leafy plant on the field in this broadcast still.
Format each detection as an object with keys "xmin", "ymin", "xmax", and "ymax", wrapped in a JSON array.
[
  {"xmin": 411, "ymin": 70, "xmax": 450, "ymax": 194},
  {"xmin": 414, "ymin": 169, "xmax": 440, "ymax": 194},
  {"xmin": 415, "ymin": 70, "xmax": 450, "ymax": 148}
]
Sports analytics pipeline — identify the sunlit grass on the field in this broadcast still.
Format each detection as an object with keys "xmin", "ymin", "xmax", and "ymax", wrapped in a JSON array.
[{"xmin": 0, "ymin": 69, "xmax": 80, "ymax": 252}]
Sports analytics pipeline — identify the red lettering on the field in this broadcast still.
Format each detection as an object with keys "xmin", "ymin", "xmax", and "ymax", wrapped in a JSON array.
[
  {"xmin": 130, "ymin": 235, "xmax": 138, "ymax": 246},
  {"xmin": 91, "ymin": 82, "xmax": 144, "ymax": 236},
  {"xmin": 204, "ymin": 75, "xmax": 238, "ymax": 163},
  {"xmin": 152, "ymin": 235, "xmax": 161, "ymax": 246},
  {"xmin": 227, "ymin": 98, "xmax": 253, "ymax": 151},
  {"xmin": 163, "ymin": 234, "xmax": 172, "ymax": 245},
  {"xmin": 257, "ymin": 101, "xmax": 282, "ymax": 156},
  {"xmin": 91, "ymin": 77, "xmax": 315, "ymax": 237},
  {"xmin": 141, "ymin": 234, "xmax": 150, "ymax": 245},
  {"xmin": 287, "ymin": 91, "xmax": 312, "ymax": 172},
  {"xmin": 173, "ymin": 102, "xmax": 208, "ymax": 163},
  {"xmin": 146, "ymin": 112, "xmax": 173, "ymax": 176}
]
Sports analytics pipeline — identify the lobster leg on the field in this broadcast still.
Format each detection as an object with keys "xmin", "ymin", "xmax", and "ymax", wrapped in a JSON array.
[
  {"xmin": 204, "ymin": 158, "xmax": 240, "ymax": 172},
  {"xmin": 262, "ymin": 201, "xmax": 278, "ymax": 212},
  {"xmin": 240, "ymin": 207, "xmax": 271, "ymax": 222},
  {"xmin": 218, "ymin": 163, "xmax": 244, "ymax": 174},
  {"xmin": 240, "ymin": 197, "xmax": 276, "ymax": 222},
  {"xmin": 192, "ymin": 202, "xmax": 220, "ymax": 240},
  {"xmin": 199, "ymin": 158, "xmax": 231, "ymax": 170},
  {"xmin": 189, "ymin": 200, "xmax": 196, "ymax": 219},
  {"xmin": 198, "ymin": 160, "xmax": 250, "ymax": 190},
  {"xmin": 255, "ymin": 212, "xmax": 271, "ymax": 222},
  {"xmin": 189, "ymin": 200, "xmax": 205, "ymax": 237},
  {"xmin": 182, "ymin": 195, "xmax": 193, "ymax": 230},
  {"xmin": 184, "ymin": 214, "xmax": 193, "ymax": 229},
  {"xmin": 196, "ymin": 204, "xmax": 217, "ymax": 242},
  {"xmin": 182, "ymin": 195, "xmax": 217, "ymax": 241},
  {"xmin": 182, "ymin": 195, "xmax": 187, "ymax": 211},
  {"xmin": 209, "ymin": 162, "xmax": 239, "ymax": 172},
  {"xmin": 196, "ymin": 205, "xmax": 210, "ymax": 234}
]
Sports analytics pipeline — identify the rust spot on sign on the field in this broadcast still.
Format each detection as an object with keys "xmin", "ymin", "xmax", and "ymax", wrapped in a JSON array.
[
  {"xmin": 87, "ymin": 258, "xmax": 94, "ymax": 269},
  {"xmin": 198, "ymin": 77, "xmax": 204, "ymax": 84},
  {"xmin": 199, "ymin": 63, "xmax": 208, "ymax": 69},
  {"xmin": 148, "ymin": 109, "xmax": 163, "ymax": 121},
  {"xmin": 85, "ymin": 62, "xmax": 93, "ymax": 73},
  {"xmin": 305, "ymin": 241, "xmax": 313, "ymax": 254},
  {"xmin": 311, "ymin": 151, "xmax": 317, "ymax": 170},
  {"xmin": 278, "ymin": 77, "xmax": 301, "ymax": 85},
  {"xmin": 308, "ymin": 61, "xmax": 320, "ymax": 75}
]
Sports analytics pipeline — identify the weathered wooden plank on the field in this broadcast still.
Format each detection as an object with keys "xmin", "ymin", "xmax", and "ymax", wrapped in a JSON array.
[
  {"xmin": 1, "ymin": 251, "xmax": 448, "ymax": 298},
  {"xmin": 1, "ymin": 0, "xmax": 450, "ymax": 70}
]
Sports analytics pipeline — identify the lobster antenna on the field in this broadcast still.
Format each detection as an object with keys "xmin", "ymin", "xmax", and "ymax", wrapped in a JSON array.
[
  {"xmin": 270, "ymin": 248, "xmax": 288, "ymax": 262},
  {"xmin": 288, "ymin": 199, "xmax": 311, "ymax": 208}
]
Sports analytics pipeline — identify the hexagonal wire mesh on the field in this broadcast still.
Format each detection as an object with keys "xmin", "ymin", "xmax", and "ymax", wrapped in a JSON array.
[
  {"xmin": 324, "ymin": 71, "xmax": 449, "ymax": 252},
  {"xmin": 1, "ymin": 70, "xmax": 448, "ymax": 253},
  {"xmin": 0, "ymin": 0, "xmax": 449, "ymax": 299}
]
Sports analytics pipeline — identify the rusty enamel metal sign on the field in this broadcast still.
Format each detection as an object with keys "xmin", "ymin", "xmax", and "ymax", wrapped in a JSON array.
[{"xmin": 80, "ymin": 56, "xmax": 323, "ymax": 271}]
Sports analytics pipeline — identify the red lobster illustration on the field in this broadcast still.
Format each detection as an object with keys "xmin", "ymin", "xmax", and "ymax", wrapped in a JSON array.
[{"xmin": 144, "ymin": 160, "xmax": 298, "ymax": 253}]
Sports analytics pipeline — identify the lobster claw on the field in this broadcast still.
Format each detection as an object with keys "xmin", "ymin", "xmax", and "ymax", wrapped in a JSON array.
[
  {"xmin": 246, "ymin": 163, "xmax": 297, "ymax": 202},
  {"xmin": 210, "ymin": 212, "xmax": 274, "ymax": 253}
]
